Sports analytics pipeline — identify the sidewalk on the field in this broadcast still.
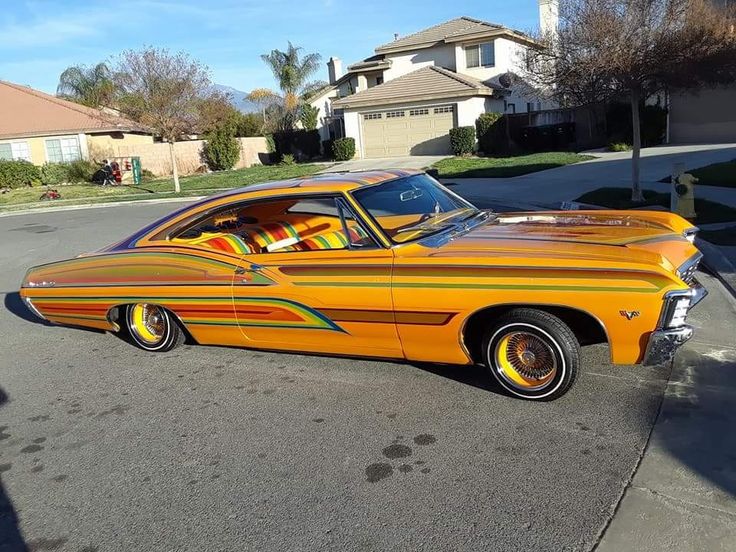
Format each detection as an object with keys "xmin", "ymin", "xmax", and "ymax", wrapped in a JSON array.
[
  {"xmin": 444, "ymin": 143, "xmax": 736, "ymax": 208},
  {"xmin": 596, "ymin": 270, "xmax": 736, "ymax": 551}
]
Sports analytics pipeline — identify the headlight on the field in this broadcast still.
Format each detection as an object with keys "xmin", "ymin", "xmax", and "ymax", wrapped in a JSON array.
[{"xmin": 661, "ymin": 293, "xmax": 692, "ymax": 329}]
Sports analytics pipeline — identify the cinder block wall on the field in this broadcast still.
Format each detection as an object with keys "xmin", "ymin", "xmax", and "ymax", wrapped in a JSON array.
[{"xmin": 108, "ymin": 137, "xmax": 268, "ymax": 176}]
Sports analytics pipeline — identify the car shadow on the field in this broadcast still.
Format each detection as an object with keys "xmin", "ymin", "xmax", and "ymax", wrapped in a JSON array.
[
  {"xmin": 0, "ymin": 386, "xmax": 29, "ymax": 552},
  {"xmin": 409, "ymin": 361, "xmax": 509, "ymax": 395},
  {"xmin": 3, "ymin": 292, "xmax": 51, "ymax": 326}
]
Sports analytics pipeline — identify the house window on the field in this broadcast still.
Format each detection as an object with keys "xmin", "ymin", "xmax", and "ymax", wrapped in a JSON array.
[
  {"xmin": 0, "ymin": 141, "xmax": 31, "ymax": 161},
  {"xmin": 465, "ymin": 41, "xmax": 495, "ymax": 68},
  {"xmin": 376, "ymin": 76, "xmax": 384, "ymax": 85},
  {"xmin": 45, "ymin": 136, "xmax": 81, "ymax": 163},
  {"xmin": 433, "ymin": 106, "xmax": 453, "ymax": 114},
  {"xmin": 386, "ymin": 111, "xmax": 405, "ymax": 118},
  {"xmin": 364, "ymin": 113, "xmax": 382, "ymax": 120},
  {"xmin": 409, "ymin": 108, "xmax": 429, "ymax": 116},
  {"xmin": 506, "ymin": 103, "xmax": 516, "ymax": 114}
]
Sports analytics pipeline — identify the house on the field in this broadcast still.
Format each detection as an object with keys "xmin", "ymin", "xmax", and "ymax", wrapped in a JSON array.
[
  {"xmin": 0, "ymin": 80, "xmax": 153, "ymax": 165},
  {"xmin": 309, "ymin": 3, "xmax": 556, "ymax": 158}
]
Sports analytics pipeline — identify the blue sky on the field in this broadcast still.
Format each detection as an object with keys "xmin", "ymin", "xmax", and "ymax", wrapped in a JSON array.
[{"xmin": 0, "ymin": 0, "xmax": 541, "ymax": 95}]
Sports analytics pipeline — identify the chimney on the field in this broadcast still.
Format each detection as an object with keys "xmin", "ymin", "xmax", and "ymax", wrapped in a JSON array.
[
  {"xmin": 394, "ymin": 33, "xmax": 399, "ymax": 41},
  {"xmin": 538, "ymin": 0, "xmax": 559, "ymax": 37},
  {"xmin": 327, "ymin": 57, "xmax": 343, "ymax": 85}
]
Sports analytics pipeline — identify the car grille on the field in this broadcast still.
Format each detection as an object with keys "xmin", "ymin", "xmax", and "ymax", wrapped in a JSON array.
[{"xmin": 678, "ymin": 255, "xmax": 701, "ymax": 285}]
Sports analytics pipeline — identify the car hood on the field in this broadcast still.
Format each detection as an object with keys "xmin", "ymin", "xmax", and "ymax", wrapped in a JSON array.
[{"xmin": 406, "ymin": 210, "xmax": 699, "ymax": 274}]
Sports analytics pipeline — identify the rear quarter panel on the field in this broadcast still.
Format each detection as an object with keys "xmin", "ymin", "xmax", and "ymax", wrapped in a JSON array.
[{"xmin": 19, "ymin": 247, "xmax": 249, "ymax": 345}]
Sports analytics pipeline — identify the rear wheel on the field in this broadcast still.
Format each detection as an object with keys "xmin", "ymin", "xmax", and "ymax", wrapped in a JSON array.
[
  {"xmin": 125, "ymin": 304, "xmax": 184, "ymax": 352},
  {"xmin": 482, "ymin": 309, "xmax": 580, "ymax": 400}
]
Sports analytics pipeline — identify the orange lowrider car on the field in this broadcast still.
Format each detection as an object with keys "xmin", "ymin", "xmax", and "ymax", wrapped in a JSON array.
[{"xmin": 20, "ymin": 170, "xmax": 706, "ymax": 400}]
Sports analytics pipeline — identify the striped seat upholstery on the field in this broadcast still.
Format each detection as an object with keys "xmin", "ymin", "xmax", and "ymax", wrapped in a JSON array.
[
  {"xmin": 250, "ymin": 221, "xmax": 301, "ymax": 250},
  {"xmin": 195, "ymin": 234, "xmax": 255, "ymax": 254},
  {"xmin": 290, "ymin": 226, "xmax": 369, "ymax": 251}
]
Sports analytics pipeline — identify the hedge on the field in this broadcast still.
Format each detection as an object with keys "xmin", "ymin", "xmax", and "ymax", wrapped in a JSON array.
[
  {"xmin": 0, "ymin": 160, "xmax": 41, "ymax": 189},
  {"xmin": 332, "ymin": 138, "xmax": 355, "ymax": 161},
  {"xmin": 449, "ymin": 126, "xmax": 475, "ymax": 156},
  {"xmin": 476, "ymin": 112, "xmax": 503, "ymax": 154}
]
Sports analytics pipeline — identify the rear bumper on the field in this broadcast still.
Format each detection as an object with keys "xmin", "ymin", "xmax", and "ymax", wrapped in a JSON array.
[{"xmin": 642, "ymin": 325, "xmax": 694, "ymax": 366}]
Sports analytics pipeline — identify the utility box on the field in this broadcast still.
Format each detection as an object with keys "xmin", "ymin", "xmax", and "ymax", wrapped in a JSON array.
[
  {"xmin": 671, "ymin": 163, "xmax": 697, "ymax": 220},
  {"xmin": 131, "ymin": 157, "xmax": 142, "ymax": 186}
]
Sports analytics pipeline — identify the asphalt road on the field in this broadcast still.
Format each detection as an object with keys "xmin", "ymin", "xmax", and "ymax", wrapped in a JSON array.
[{"xmin": 0, "ymin": 202, "xmax": 683, "ymax": 551}]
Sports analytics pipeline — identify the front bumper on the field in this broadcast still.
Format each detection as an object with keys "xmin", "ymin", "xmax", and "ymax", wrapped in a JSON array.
[{"xmin": 642, "ymin": 325, "xmax": 694, "ymax": 366}]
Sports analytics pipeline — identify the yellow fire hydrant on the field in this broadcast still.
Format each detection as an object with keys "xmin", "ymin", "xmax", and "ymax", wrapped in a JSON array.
[{"xmin": 671, "ymin": 164, "xmax": 697, "ymax": 220}]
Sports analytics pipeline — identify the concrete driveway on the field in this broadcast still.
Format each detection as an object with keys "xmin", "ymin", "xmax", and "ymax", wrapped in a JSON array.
[
  {"xmin": 319, "ymin": 155, "xmax": 448, "ymax": 173},
  {"xmin": 449, "ymin": 143, "xmax": 736, "ymax": 208}
]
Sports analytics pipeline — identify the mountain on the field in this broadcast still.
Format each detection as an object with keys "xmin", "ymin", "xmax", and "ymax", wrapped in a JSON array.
[{"xmin": 209, "ymin": 84, "xmax": 258, "ymax": 113}]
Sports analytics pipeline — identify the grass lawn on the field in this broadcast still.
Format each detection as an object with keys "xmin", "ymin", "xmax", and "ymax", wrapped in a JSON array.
[
  {"xmin": 0, "ymin": 164, "xmax": 322, "ymax": 210},
  {"xmin": 432, "ymin": 152, "xmax": 595, "ymax": 179},
  {"xmin": 575, "ymin": 187, "xmax": 736, "ymax": 225},
  {"xmin": 660, "ymin": 159, "xmax": 736, "ymax": 188}
]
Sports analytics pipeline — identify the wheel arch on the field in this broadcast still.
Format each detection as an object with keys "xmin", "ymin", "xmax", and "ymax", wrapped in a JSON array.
[
  {"xmin": 460, "ymin": 303, "xmax": 610, "ymax": 364},
  {"xmin": 106, "ymin": 302, "xmax": 196, "ymax": 343}
]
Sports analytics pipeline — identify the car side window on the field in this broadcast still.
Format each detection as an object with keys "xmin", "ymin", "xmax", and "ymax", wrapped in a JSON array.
[{"xmin": 170, "ymin": 195, "xmax": 378, "ymax": 255}]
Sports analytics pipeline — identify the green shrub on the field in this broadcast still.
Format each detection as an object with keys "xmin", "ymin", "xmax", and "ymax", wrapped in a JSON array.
[
  {"xmin": 449, "ymin": 126, "xmax": 475, "ymax": 156},
  {"xmin": 476, "ymin": 112, "xmax": 503, "ymax": 154},
  {"xmin": 332, "ymin": 137, "xmax": 355, "ymax": 161},
  {"xmin": 272, "ymin": 130, "xmax": 321, "ymax": 161},
  {"xmin": 265, "ymin": 134, "xmax": 276, "ymax": 153},
  {"xmin": 66, "ymin": 160, "xmax": 97, "ymax": 183},
  {"xmin": 0, "ymin": 160, "xmax": 41, "ymax": 188},
  {"xmin": 140, "ymin": 168, "xmax": 156, "ymax": 182},
  {"xmin": 280, "ymin": 153, "xmax": 295, "ymax": 165},
  {"xmin": 608, "ymin": 142, "xmax": 632, "ymax": 152},
  {"xmin": 235, "ymin": 113, "xmax": 263, "ymax": 137},
  {"xmin": 299, "ymin": 104, "xmax": 319, "ymax": 131},
  {"xmin": 605, "ymin": 102, "xmax": 667, "ymax": 147},
  {"xmin": 40, "ymin": 163, "xmax": 70, "ymax": 185},
  {"xmin": 203, "ymin": 126, "xmax": 240, "ymax": 171}
]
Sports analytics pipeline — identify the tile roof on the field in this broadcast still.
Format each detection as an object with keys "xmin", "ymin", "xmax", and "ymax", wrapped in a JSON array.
[
  {"xmin": 331, "ymin": 66, "xmax": 497, "ymax": 109},
  {"xmin": 0, "ymin": 80, "xmax": 149, "ymax": 140},
  {"xmin": 375, "ymin": 16, "xmax": 529, "ymax": 53}
]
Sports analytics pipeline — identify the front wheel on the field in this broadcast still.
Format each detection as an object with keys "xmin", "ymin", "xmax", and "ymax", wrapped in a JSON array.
[
  {"xmin": 482, "ymin": 309, "xmax": 580, "ymax": 401},
  {"xmin": 125, "ymin": 304, "xmax": 185, "ymax": 352}
]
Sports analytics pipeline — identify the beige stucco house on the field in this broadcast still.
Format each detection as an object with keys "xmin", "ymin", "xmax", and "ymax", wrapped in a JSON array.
[
  {"xmin": 309, "ymin": 6, "xmax": 556, "ymax": 158},
  {"xmin": 0, "ymin": 80, "xmax": 153, "ymax": 165}
]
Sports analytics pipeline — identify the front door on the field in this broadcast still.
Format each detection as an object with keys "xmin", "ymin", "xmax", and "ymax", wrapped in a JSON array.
[{"xmin": 231, "ymin": 196, "xmax": 402, "ymax": 359}]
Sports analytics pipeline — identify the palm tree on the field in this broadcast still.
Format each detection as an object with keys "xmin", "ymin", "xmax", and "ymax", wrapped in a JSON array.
[
  {"xmin": 56, "ymin": 62, "xmax": 115, "ymax": 108},
  {"xmin": 259, "ymin": 43, "xmax": 325, "ymax": 123}
]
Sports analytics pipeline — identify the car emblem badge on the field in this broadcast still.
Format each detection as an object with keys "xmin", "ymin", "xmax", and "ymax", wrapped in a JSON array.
[{"xmin": 619, "ymin": 310, "xmax": 640, "ymax": 320}]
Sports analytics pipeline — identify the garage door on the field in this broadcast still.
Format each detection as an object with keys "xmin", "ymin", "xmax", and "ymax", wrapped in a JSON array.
[{"xmin": 362, "ymin": 105, "xmax": 455, "ymax": 158}]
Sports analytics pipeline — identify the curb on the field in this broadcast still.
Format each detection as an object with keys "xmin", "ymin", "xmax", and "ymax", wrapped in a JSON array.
[
  {"xmin": 0, "ymin": 195, "xmax": 205, "ymax": 218},
  {"xmin": 696, "ymin": 237, "xmax": 736, "ymax": 298}
]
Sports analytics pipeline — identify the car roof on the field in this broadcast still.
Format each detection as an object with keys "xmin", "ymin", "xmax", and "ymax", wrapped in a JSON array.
[{"xmin": 216, "ymin": 168, "xmax": 421, "ymax": 197}]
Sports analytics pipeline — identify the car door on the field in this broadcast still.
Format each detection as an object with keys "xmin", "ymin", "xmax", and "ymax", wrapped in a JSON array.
[{"xmin": 231, "ymin": 195, "xmax": 402, "ymax": 359}]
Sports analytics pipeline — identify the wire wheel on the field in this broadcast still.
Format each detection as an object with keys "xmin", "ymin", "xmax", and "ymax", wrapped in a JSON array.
[
  {"xmin": 128, "ymin": 304, "xmax": 167, "ymax": 346},
  {"xmin": 494, "ymin": 330, "xmax": 558, "ymax": 391}
]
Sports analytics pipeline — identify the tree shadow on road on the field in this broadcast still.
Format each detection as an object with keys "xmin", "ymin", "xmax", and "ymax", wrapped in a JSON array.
[{"xmin": 3, "ymin": 292, "xmax": 51, "ymax": 326}]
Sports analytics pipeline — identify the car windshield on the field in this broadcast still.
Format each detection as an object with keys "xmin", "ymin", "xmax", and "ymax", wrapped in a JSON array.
[{"xmin": 352, "ymin": 174, "xmax": 479, "ymax": 243}]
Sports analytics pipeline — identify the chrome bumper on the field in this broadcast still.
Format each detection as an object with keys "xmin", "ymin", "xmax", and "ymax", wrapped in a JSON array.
[
  {"xmin": 689, "ymin": 279, "xmax": 708, "ymax": 308},
  {"xmin": 642, "ymin": 325, "xmax": 694, "ymax": 366}
]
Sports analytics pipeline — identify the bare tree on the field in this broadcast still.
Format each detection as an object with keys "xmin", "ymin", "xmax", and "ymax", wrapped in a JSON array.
[
  {"xmin": 523, "ymin": 0, "xmax": 736, "ymax": 201},
  {"xmin": 113, "ymin": 47, "xmax": 212, "ymax": 192}
]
